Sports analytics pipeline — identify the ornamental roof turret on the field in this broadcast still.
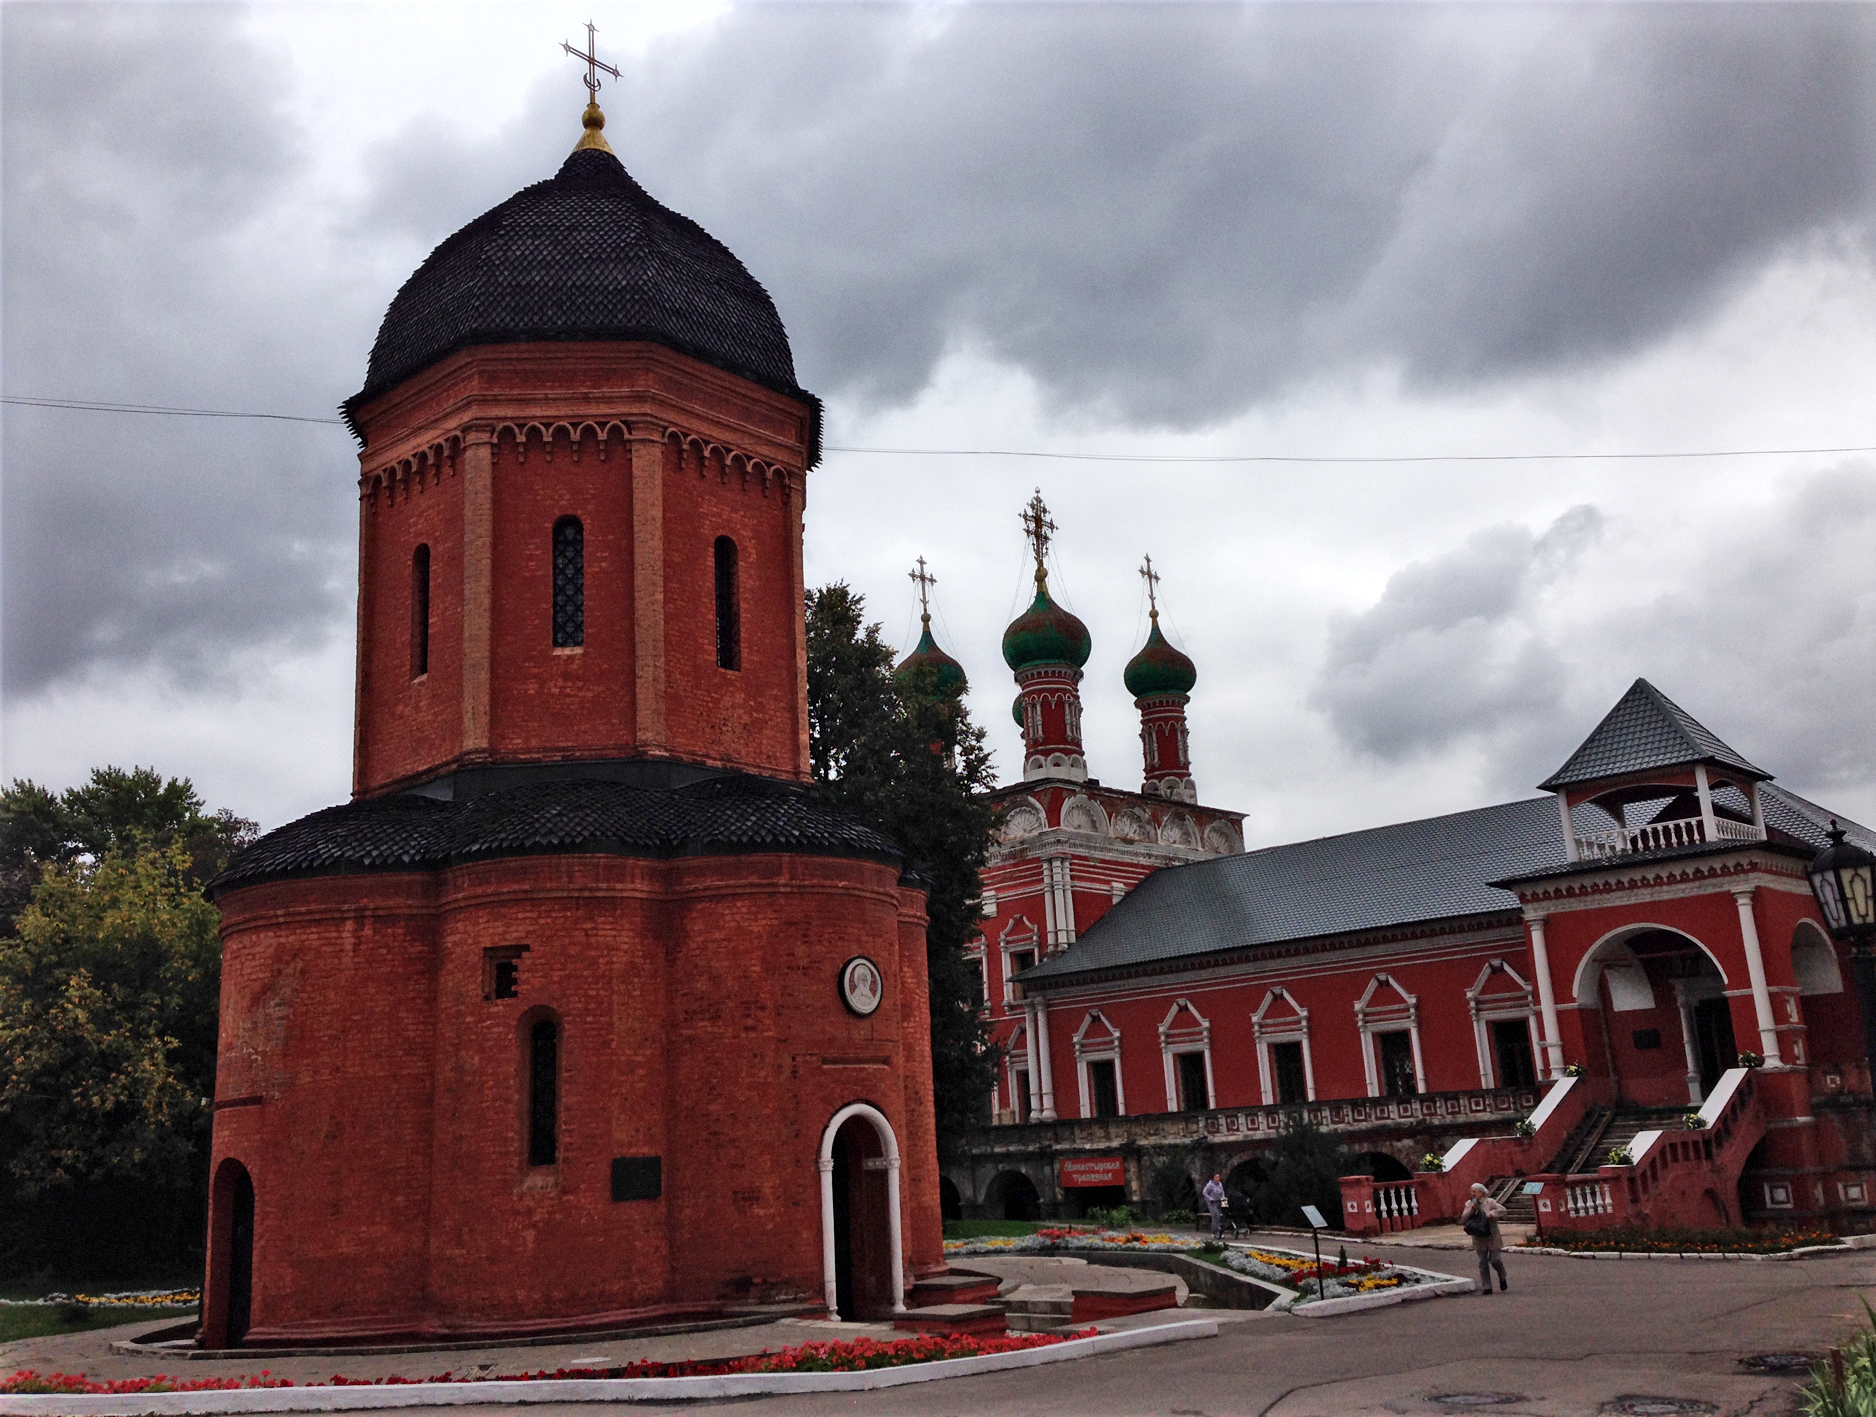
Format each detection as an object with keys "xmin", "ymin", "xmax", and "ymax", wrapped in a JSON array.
[
  {"xmin": 1124, "ymin": 617, "xmax": 1196, "ymax": 698},
  {"xmin": 1001, "ymin": 492, "xmax": 1091, "ymax": 672},
  {"xmin": 1539, "ymin": 678, "xmax": 1768, "ymax": 791},
  {"xmin": 341, "ymin": 98, "xmax": 816, "ymax": 448}
]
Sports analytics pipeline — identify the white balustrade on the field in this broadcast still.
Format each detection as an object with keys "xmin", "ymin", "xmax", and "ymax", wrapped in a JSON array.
[
  {"xmin": 1564, "ymin": 1180, "xmax": 1613, "ymax": 1217},
  {"xmin": 1373, "ymin": 1182, "xmax": 1419, "ymax": 1231},
  {"xmin": 1573, "ymin": 816, "xmax": 1764, "ymax": 860}
]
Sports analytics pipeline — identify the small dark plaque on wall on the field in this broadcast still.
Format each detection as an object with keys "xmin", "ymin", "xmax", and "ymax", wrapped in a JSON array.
[
  {"xmin": 1632, "ymin": 1029, "xmax": 1663, "ymax": 1050},
  {"xmin": 611, "ymin": 1156, "xmax": 662, "ymax": 1202}
]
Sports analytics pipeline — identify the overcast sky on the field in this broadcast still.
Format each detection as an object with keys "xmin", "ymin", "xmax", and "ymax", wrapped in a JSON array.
[{"xmin": 4, "ymin": 1, "xmax": 1875, "ymax": 846}]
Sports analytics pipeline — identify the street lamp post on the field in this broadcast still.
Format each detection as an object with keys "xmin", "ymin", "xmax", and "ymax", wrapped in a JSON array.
[{"xmin": 1806, "ymin": 823, "xmax": 1876, "ymax": 1083}]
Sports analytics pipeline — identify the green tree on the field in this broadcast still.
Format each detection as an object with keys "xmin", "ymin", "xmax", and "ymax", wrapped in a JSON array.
[
  {"xmin": 806, "ymin": 584, "xmax": 1003, "ymax": 1152},
  {"xmin": 0, "ymin": 767, "xmax": 254, "ymax": 935},
  {"xmin": 1246, "ymin": 1113, "xmax": 1353, "ymax": 1229}
]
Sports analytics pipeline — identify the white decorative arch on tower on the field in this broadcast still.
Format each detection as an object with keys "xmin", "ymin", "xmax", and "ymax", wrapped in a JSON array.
[{"xmin": 816, "ymin": 1103, "xmax": 904, "ymax": 1318}]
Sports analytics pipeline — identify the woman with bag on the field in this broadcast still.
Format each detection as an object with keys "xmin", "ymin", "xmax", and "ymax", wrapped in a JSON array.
[{"xmin": 1461, "ymin": 1182, "xmax": 1509, "ymax": 1295}]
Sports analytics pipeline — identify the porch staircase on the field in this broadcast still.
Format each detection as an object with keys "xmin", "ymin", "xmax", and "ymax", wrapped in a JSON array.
[{"xmin": 1485, "ymin": 1102, "xmax": 1687, "ymax": 1223}]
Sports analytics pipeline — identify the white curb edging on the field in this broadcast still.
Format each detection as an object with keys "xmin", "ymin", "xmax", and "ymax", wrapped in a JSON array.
[
  {"xmin": 1289, "ymin": 1277, "xmax": 1473, "ymax": 1318},
  {"xmin": 0, "ymin": 1320, "xmax": 1220, "ymax": 1415},
  {"xmin": 1514, "ymin": 1243, "xmax": 1857, "ymax": 1262}
]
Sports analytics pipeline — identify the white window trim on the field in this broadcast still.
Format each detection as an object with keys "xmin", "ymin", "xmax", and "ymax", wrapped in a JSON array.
[
  {"xmin": 1073, "ymin": 1009, "xmax": 1127, "ymax": 1119},
  {"xmin": 999, "ymin": 916, "xmax": 1040, "ymax": 1007},
  {"xmin": 1158, "ymin": 998, "xmax": 1215, "ymax": 1112},
  {"xmin": 1252, "ymin": 987, "xmax": 1316, "ymax": 1104},
  {"xmin": 1355, "ymin": 973, "xmax": 1426, "ymax": 1097},
  {"xmin": 1003, "ymin": 1022, "xmax": 1035, "ymax": 1123},
  {"xmin": 1466, "ymin": 959, "xmax": 1539, "ymax": 1090}
]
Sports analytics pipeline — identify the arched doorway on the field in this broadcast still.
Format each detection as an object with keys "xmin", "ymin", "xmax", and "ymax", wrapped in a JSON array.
[
  {"xmin": 817, "ymin": 1104, "xmax": 903, "ymax": 1321},
  {"xmin": 984, "ymin": 1169, "xmax": 1041, "ymax": 1220},
  {"xmin": 206, "ymin": 1159, "xmax": 254, "ymax": 1348},
  {"xmin": 1352, "ymin": 1151, "xmax": 1413, "ymax": 1182},
  {"xmin": 1575, "ymin": 927, "xmax": 1734, "ymax": 1106}
]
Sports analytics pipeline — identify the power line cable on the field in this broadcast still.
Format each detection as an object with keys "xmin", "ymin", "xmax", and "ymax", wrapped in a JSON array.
[{"xmin": 6, "ymin": 396, "xmax": 1874, "ymax": 464}]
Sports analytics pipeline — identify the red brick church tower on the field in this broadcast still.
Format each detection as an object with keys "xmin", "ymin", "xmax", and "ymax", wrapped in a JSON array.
[{"xmin": 199, "ymin": 78, "xmax": 942, "ymax": 1346}]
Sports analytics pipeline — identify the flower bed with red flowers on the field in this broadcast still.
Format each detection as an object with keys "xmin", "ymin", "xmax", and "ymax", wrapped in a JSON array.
[
  {"xmin": 1, "ymin": 1330, "xmax": 1095, "ymax": 1394},
  {"xmin": 1519, "ymin": 1226, "xmax": 1839, "ymax": 1255}
]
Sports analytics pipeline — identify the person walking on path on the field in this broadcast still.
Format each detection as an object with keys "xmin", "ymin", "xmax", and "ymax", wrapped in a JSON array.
[
  {"xmin": 1202, "ymin": 1173, "xmax": 1226, "ymax": 1240},
  {"xmin": 1461, "ymin": 1182, "xmax": 1509, "ymax": 1294}
]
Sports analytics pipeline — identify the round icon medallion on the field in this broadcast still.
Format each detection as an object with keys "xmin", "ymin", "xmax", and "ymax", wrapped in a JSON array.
[{"xmin": 839, "ymin": 955, "xmax": 884, "ymax": 1017}]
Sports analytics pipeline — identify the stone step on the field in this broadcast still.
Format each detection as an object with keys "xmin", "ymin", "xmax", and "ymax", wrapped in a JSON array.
[
  {"xmin": 907, "ymin": 1271, "xmax": 1002, "ymax": 1308},
  {"xmin": 891, "ymin": 1302, "xmax": 1008, "ymax": 1337}
]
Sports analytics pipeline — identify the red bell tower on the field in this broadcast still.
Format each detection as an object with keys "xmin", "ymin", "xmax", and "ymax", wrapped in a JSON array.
[
  {"xmin": 1125, "ymin": 555, "xmax": 1198, "ymax": 802},
  {"xmin": 1002, "ymin": 492, "xmax": 1093, "ymax": 783}
]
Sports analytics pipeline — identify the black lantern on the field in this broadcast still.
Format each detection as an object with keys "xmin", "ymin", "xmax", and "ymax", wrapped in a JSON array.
[{"xmin": 1808, "ymin": 822, "xmax": 1876, "ymax": 1079}]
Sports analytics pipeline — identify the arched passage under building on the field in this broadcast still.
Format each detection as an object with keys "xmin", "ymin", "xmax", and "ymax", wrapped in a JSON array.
[
  {"xmin": 818, "ymin": 1104, "xmax": 904, "ymax": 1321},
  {"xmin": 983, "ymin": 1169, "xmax": 1041, "ymax": 1221}
]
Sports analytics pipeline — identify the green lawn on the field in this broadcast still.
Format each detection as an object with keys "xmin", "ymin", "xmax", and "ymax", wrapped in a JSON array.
[{"xmin": 0, "ymin": 1304, "xmax": 189, "ymax": 1345}]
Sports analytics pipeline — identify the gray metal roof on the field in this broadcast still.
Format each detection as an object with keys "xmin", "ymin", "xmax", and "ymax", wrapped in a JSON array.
[
  {"xmin": 1539, "ymin": 679, "xmax": 1768, "ymax": 791},
  {"xmin": 1019, "ymin": 782, "xmax": 1871, "ymax": 989},
  {"xmin": 1021, "ymin": 796, "xmax": 1569, "ymax": 987}
]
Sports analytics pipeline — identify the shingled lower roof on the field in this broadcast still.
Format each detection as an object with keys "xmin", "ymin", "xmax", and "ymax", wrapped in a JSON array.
[
  {"xmin": 209, "ymin": 774, "xmax": 903, "ymax": 897},
  {"xmin": 1539, "ymin": 678, "xmax": 1768, "ymax": 791}
]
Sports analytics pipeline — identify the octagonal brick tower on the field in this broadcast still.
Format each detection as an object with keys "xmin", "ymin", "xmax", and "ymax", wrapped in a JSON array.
[{"xmin": 200, "ymin": 100, "xmax": 942, "ymax": 1349}]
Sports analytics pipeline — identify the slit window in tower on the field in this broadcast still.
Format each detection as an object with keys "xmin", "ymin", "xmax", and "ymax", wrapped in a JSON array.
[
  {"xmin": 410, "ymin": 544, "xmax": 431, "ymax": 678},
  {"xmin": 552, "ymin": 517, "xmax": 584, "ymax": 647},
  {"xmin": 527, "ymin": 1018, "xmax": 559, "ymax": 1166},
  {"xmin": 714, "ymin": 535, "xmax": 740, "ymax": 670}
]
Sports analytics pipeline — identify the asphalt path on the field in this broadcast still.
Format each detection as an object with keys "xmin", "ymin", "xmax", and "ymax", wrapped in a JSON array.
[{"xmin": 477, "ymin": 1237, "xmax": 1876, "ymax": 1416}]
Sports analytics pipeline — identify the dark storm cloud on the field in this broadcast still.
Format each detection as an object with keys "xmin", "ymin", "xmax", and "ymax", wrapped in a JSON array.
[
  {"xmin": 6, "ymin": 4, "xmax": 1874, "ymax": 699},
  {"xmin": 2, "ymin": 4, "xmax": 364, "ymax": 695},
  {"xmin": 1310, "ymin": 504, "xmax": 1603, "ymax": 763}
]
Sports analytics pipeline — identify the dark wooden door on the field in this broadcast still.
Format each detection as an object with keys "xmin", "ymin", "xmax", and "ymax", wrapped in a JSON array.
[
  {"xmin": 1694, "ymin": 997, "xmax": 1739, "ymax": 1095},
  {"xmin": 832, "ymin": 1119, "xmax": 892, "ymax": 1320},
  {"xmin": 227, "ymin": 1168, "xmax": 254, "ymax": 1345}
]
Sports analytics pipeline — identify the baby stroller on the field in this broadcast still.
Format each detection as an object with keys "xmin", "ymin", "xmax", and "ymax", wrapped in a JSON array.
[{"xmin": 1218, "ymin": 1191, "xmax": 1251, "ymax": 1239}]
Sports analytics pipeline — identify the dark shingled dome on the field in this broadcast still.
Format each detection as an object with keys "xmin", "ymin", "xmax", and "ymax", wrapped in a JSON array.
[
  {"xmin": 1001, "ymin": 584, "xmax": 1092, "ymax": 672},
  {"xmin": 1123, "ymin": 618, "xmax": 1197, "ymax": 699},
  {"xmin": 342, "ymin": 145, "xmax": 818, "ymax": 453},
  {"xmin": 209, "ymin": 774, "xmax": 904, "ymax": 897}
]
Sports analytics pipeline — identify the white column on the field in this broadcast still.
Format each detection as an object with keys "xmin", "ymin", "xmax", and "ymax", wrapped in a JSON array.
[
  {"xmin": 1557, "ymin": 793, "xmax": 1580, "ymax": 862},
  {"xmin": 818, "ymin": 1157, "xmax": 839, "ymax": 1316},
  {"xmin": 885, "ymin": 1155, "xmax": 906, "ymax": 1313},
  {"xmin": 1024, "ymin": 1014, "xmax": 1043, "ymax": 1120},
  {"xmin": 1732, "ymin": 887, "xmax": 1783, "ymax": 1063},
  {"xmin": 1675, "ymin": 985, "xmax": 1703, "ymax": 1104},
  {"xmin": 1057, "ymin": 858, "xmax": 1077, "ymax": 946},
  {"xmin": 1528, "ymin": 916, "xmax": 1565, "ymax": 1079},
  {"xmin": 1408, "ymin": 1013, "xmax": 1428, "ymax": 1094},
  {"xmin": 1034, "ymin": 1002, "xmax": 1057, "ymax": 1121},
  {"xmin": 1695, "ymin": 764, "xmax": 1719, "ymax": 845}
]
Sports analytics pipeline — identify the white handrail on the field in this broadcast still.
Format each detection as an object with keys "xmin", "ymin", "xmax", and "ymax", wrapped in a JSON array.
[{"xmin": 1573, "ymin": 817, "xmax": 1764, "ymax": 860}]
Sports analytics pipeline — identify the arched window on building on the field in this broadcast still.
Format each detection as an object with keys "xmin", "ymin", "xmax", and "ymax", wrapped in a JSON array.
[
  {"xmin": 526, "ymin": 1015, "xmax": 559, "ymax": 1167},
  {"xmin": 410, "ymin": 544, "xmax": 430, "ymax": 678},
  {"xmin": 552, "ymin": 517, "xmax": 584, "ymax": 647},
  {"xmin": 714, "ymin": 535, "xmax": 740, "ymax": 670}
]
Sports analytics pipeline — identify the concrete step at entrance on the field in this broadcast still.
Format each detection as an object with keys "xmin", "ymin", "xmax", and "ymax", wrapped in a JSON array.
[
  {"xmin": 891, "ymin": 1302, "xmax": 1008, "ymax": 1336},
  {"xmin": 1003, "ymin": 1285, "xmax": 1077, "ymax": 1334},
  {"xmin": 907, "ymin": 1271, "xmax": 1001, "ymax": 1308}
]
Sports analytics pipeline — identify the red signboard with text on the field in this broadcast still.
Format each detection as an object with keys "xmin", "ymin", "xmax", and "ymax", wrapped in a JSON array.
[{"xmin": 1059, "ymin": 1156, "xmax": 1127, "ymax": 1188}]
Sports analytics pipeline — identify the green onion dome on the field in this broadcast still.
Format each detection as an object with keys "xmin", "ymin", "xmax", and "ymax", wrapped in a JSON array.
[
  {"xmin": 1124, "ymin": 616, "xmax": 1196, "ymax": 698},
  {"xmin": 1001, "ymin": 578, "xmax": 1092, "ymax": 672},
  {"xmin": 895, "ymin": 618, "xmax": 967, "ymax": 695}
]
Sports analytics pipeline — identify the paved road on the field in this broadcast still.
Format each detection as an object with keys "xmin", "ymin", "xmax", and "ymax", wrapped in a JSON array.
[
  {"xmin": 8, "ymin": 1239, "xmax": 1870, "ymax": 1415},
  {"xmin": 503, "ymin": 1241, "xmax": 1876, "ymax": 1416}
]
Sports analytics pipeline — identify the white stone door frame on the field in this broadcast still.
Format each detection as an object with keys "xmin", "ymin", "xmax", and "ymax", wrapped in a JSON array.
[
  {"xmin": 1355, "ymin": 973, "xmax": 1426, "ymax": 1097},
  {"xmin": 1466, "ymin": 959, "xmax": 1539, "ymax": 1090},
  {"xmin": 1073, "ymin": 1008, "xmax": 1126, "ymax": 1118},
  {"xmin": 1158, "ymin": 998, "xmax": 1215, "ymax": 1112},
  {"xmin": 1251, "ymin": 987, "xmax": 1316, "ymax": 1104},
  {"xmin": 817, "ymin": 1102, "xmax": 905, "ymax": 1318}
]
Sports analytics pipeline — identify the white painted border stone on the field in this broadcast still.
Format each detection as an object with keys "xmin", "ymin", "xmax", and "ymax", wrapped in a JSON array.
[
  {"xmin": 0, "ymin": 1321, "xmax": 1220, "ymax": 1415},
  {"xmin": 1514, "ymin": 1243, "xmax": 1856, "ymax": 1262}
]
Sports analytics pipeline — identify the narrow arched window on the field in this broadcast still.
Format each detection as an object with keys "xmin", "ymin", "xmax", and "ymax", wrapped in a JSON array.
[
  {"xmin": 552, "ymin": 517, "xmax": 584, "ymax": 648},
  {"xmin": 714, "ymin": 535, "xmax": 740, "ymax": 671},
  {"xmin": 410, "ymin": 545, "xmax": 430, "ymax": 678},
  {"xmin": 527, "ymin": 1017, "xmax": 558, "ymax": 1166}
]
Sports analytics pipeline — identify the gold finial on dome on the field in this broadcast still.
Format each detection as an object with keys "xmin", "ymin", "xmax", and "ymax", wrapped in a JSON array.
[
  {"xmin": 562, "ymin": 20, "xmax": 621, "ymax": 155},
  {"xmin": 1019, "ymin": 488, "xmax": 1057, "ymax": 592}
]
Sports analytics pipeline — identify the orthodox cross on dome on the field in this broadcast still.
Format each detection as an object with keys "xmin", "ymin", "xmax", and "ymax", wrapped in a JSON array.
[
  {"xmin": 1139, "ymin": 554, "xmax": 1162, "ymax": 622},
  {"xmin": 909, "ymin": 556, "xmax": 937, "ymax": 624},
  {"xmin": 562, "ymin": 21, "xmax": 622, "ymax": 153},
  {"xmin": 1019, "ymin": 489, "xmax": 1056, "ymax": 587}
]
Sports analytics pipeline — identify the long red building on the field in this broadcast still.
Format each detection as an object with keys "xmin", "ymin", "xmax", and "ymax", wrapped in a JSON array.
[{"xmin": 943, "ymin": 509, "xmax": 1876, "ymax": 1238}]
